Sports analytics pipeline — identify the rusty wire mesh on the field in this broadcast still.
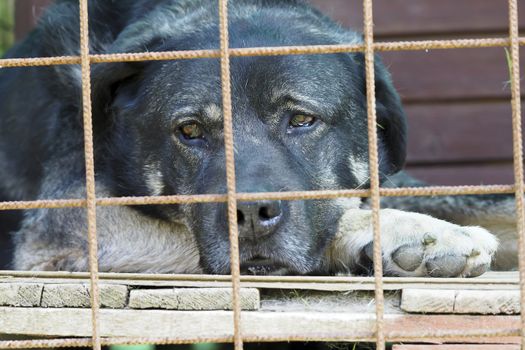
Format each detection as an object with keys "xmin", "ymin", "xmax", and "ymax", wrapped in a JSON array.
[{"xmin": 0, "ymin": 0, "xmax": 523, "ymax": 349}]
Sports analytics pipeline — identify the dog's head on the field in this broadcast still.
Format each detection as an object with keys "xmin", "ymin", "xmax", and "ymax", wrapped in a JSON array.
[{"xmin": 91, "ymin": 0, "xmax": 407, "ymax": 274}]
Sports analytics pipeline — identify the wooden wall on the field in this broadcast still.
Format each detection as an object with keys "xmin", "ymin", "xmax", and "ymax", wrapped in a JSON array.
[
  {"xmin": 11, "ymin": 0, "xmax": 525, "ymax": 186},
  {"xmin": 14, "ymin": 0, "xmax": 50, "ymax": 40}
]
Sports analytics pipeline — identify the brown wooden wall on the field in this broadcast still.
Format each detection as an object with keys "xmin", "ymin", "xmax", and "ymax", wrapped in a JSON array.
[{"xmin": 13, "ymin": 0, "xmax": 525, "ymax": 186}]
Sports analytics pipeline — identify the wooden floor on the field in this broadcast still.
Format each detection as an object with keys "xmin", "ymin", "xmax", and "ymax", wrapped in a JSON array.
[
  {"xmin": 0, "ymin": 270, "xmax": 519, "ymax": 290},
  {"xmin": 0, "ymin": 271, "xmax": 521, "ymax": 345}
]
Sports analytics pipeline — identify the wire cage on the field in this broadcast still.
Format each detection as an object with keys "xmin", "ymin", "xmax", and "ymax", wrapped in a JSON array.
[{"xmin": 0, "ymin": 0, "xmax": 524, "ymax": 349}]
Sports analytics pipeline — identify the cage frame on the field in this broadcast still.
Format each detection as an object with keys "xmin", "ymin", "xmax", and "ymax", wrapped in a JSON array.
[{"xmin": 0, "ymin": 0, "xmax": 523, "ymax": 350}]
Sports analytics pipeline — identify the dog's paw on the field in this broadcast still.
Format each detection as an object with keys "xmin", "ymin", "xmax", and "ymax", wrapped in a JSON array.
[
  {"xmin": 364, "ymin": 224, "xmax": 497, "ymax": 277},
  {"xmin": 331, "ymin": 209, "xmax": 499, "ymax": 277}
]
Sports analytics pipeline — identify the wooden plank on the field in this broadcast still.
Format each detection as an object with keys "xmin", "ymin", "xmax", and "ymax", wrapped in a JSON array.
[
  {"xmin": 2, "ymin": 279, "xmax": 521, "ymax": 292},
  {"xmin": 11, "ymin": 1, "xmax": 525, "ymax": 44},
  {"xmin": 14, "ymin": 0, "xmax": 52, "ymax": 40},
  {"xmin": 402, "ymin": 102, "xmax": 519, "ymax": 186},
  {"xmin": 401, "ymin": 289, "xmax": 520, "ymax": 315},
  {"xmin": 310, "ymin": 0, "xmax": 525, "ymax": 38},
  {"xmin": 41, "ymin": 284, "xmax": 92, "ymax": 308},
  {"xmin": 0, "ymin": 283, "xmax": 42, "ymax": 307},
  {"xmin": 128, "ymin": 288, "xmax": 259, "ymax": 310},
  {"xmin": 41, "ymin": 284, "xmax": 128, "ymax": 309},
  {"xmin": 0, "ymin": 307, "xmax": 520, "ymax": 343},
  {"xmin": 0, "ymin": 308, "xmax": 377, "ymax": 339},
  {"xmin": 454, "ymin": 290, "xmax": 520, "ymax": 314},
  {"xmin": 382, "ymin": 47, "xmax": 525, "ymax": 102},
  {"xmin": 400, "ymin": 289, "xmax": 455, "ymax": 313},
  {"xmin": 0, "ymin": 270, "xmax": 516, "ymax": 282},
  {"xmin": 0, "ymin": 272, "xmax": 519, "ymax": 291},
  {"xmin": 13, "ymin": 1, "xmax": 525, "ymax": 43},
  {"xmin": 405, "ymin": 102, "xmax": 515, "ymax": 164},
  {"xmin": 389, "ymin": 314, "xmax": 520, "ymax": 343},
  {"xmin": 405, "ymin": 163, "xmax": 514, "ymax": 186}
]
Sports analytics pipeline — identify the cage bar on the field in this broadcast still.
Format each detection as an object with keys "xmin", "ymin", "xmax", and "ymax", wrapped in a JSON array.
[
  {"xmin": 3, "ymin": 37, "xmax": 525, "ymax": 68},
  {"xmin": 78, "ymin": 1, "xmax": 101, "ymax": 350},
  {"xmin": 362, "ymin": 0, "xmax": 385, "ymax": 349},
  {"xmin": 0, "ymin": 184, "xmax": 518, "ymax": 211},
  {"xmin": 217, "ymin": 0, "xmax": 244, "ymax": 349}
]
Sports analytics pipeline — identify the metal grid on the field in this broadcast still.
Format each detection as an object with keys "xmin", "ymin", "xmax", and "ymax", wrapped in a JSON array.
[{"xmin": 0, "ymin": 0, "xmax": 523, "ymax": 349}]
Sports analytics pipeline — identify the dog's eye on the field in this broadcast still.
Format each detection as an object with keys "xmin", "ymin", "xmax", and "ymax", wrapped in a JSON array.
[
  {"xmin": 179, "ymin": 122, "xmax": 204, "ymax": 140},
  {"xmin": 288, "ymin": 114, "xmax": 316, "ymax": 129}
]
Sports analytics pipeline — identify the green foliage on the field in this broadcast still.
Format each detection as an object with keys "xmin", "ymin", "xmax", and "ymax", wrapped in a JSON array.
[
  {"xmin": 110, "ymin": 345, "xmax": 156, "ymax": 350},
  {"xmin": 504, "ymin": 47, "xmax": 514, "ymax": 90},
  {"xmin": 0, "ymin": 0, "xmax": 14, "ymax": 56}
]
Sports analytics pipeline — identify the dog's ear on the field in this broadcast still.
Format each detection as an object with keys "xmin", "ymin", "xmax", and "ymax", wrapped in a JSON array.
[
  {"xmin": 371, "ymin": 57, "xmax": 408, "ymax": 176},
  {"xmin": 91, "ymin": 62, "xmax": 145, "ymax": 120}
]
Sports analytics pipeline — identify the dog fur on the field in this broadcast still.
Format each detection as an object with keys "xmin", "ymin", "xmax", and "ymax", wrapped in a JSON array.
[{"xmin": 0, "ymin": 0, "xmax": 511, "ymax": 276}]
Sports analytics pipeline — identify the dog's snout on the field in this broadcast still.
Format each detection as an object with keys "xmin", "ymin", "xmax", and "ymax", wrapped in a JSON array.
[{"xmin": 237, "ymin": 201, "xmax": 283, "ymax": 239}]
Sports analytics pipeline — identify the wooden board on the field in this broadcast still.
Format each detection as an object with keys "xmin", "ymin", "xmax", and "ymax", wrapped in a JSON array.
[
  {"xmin": 0, "ymin": 308, "xmax": 519, "ymax": 343},
  {"xmin": 400, "ymin": 289, "xmax": 455, "ymax": 313},
  {"xmin": 14, "ymin": 0, "xmax": 52, "ymax": 40},
  {"xmin": 0, "ymin": 274, "xmax": 521, "ymax": 343},
  {"xmin": 128, "ymin": 288, "xmax": 259, "ymax": 310},
  {"xmin": 401, "ymin": 289, "xmax": 520, "ymax": 314},
  {"xmin": 0, "ymin": 283, "xmax": 42, "ymax": 307},
  {"xmin": 40, "ymin": 284, "xmax": 128, "ymax": 309},
  {"xmin": 15, "ymin": 1, "xmax": 525, "ymax": 42},
  {"xmin": 0, "ymin": 271, "xmax": 519, "ymax": 291},
  {"xmin": 382, "ymin": 47, "xmax": 524, "ymax": 102},
  {"xmin": 405, "ymin": 163, "xmax": 514, "ymax": 186},
  {"xmin": 403, "ymin": 102, "xmax": 518, "ymax": 186},
  {"xmin": 405, "ymin": 102, "xmax": 515, "ymax": 164},
  {"xmin": 0, "ymin": 282, "xmax": 259, "ymax": 311},
  {"xmin": 310, "ymin": 0, "xmax": 525, "ymax": 38}
]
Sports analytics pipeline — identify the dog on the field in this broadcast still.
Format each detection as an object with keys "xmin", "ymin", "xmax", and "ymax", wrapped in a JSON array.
[{"xmin": 0, "ymin": 0, "xmax": 508, "ymax": 276}]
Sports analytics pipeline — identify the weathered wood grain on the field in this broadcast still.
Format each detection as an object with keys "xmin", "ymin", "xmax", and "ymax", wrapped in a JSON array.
[
  {"xmin": 0, "ymin": 308, "xmax": 376, "ymax": 339},
  {"xmin": 454, "ymin": 290, "xmax": 520, "ymax": 314},
  {"xmin": 401, "ymin": 289, "xmax": 520, "ymax": 314},
  {"xmin": 400, "ymin": 289, "xmax": 455, "ymax": 313},
  {"xmin": 41, "ymin": 284, "xmax": 90, "ymax": 308},
  {"xmin": 128, "ymin": 288, "xmax": 259, "ymax": 310},
  {"xmin": 41, "ymin": 284, "xmax": 128, "ymax": 309},
  {"xmin": 0, "ymin": 271, "xmax": 519, "ymax": 291},
  {"xmin": 0, "ymin": 308, "xmax": 519, "ymax": 343},
  {"xmin": 0, "ymin": 283, "xmax": 42, "ymax": 307}
]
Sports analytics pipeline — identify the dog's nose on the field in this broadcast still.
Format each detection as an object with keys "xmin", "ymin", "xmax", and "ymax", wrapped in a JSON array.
[{"xmin": 236, "ymin": 201, "xmax": 283, "ymax": 239}]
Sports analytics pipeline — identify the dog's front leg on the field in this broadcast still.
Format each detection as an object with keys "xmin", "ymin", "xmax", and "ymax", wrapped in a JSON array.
[{"xmin": 328, "ymin": 209, "xmax": 498, "ymax": 277}]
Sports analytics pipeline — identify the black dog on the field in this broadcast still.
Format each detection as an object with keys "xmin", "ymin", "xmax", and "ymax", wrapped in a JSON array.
[{"xmin": 0, "ymin": 0, "xmax": 502, "ymax": 276}]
